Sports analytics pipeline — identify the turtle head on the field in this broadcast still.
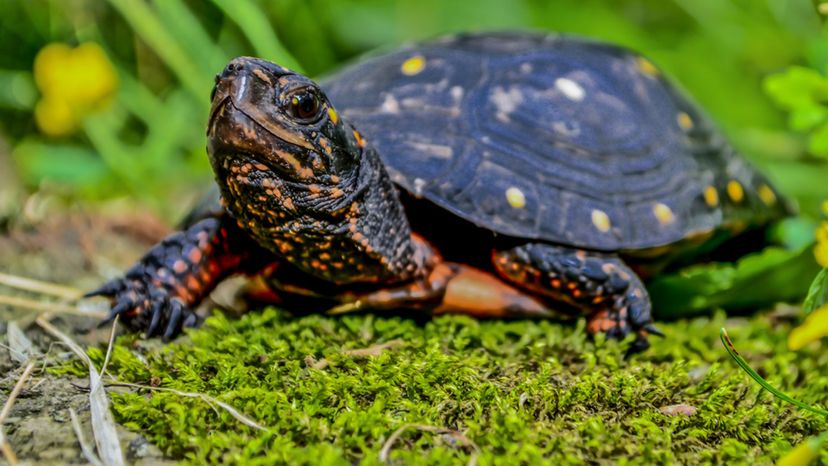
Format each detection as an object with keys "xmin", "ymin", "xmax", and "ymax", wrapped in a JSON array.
[
  {"xmin": 208, "ymin": 57, "xmax": 363, "ymax": 187},
  {"xmin": 206, "ymin": 57, "xmax": 428, "ymax": 284}
]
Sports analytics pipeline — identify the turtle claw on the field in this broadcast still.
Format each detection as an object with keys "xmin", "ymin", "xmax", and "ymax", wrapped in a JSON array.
[
  {"xmin": 643, "ymin": 323, "xmax": 664, "ymax": 337},
  {"xmin": 162, "ymin": 299, "xmax": 185, "ymax": 341},
  {"xmin": 84, "ymin": 280, "xmax": 122, "ymax": 299},
  {"xmin": 145, "ymin": 300, "xmax": 165, "ymax": 337},
  {"xmin": 88, "ymin": 276, "xmax": 197, "ymax": 340}
]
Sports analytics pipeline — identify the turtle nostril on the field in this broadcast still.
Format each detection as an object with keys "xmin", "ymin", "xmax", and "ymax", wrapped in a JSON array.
[{"xmin": 221, "ymin": 62, "xmax": 247, "ymax": 80}]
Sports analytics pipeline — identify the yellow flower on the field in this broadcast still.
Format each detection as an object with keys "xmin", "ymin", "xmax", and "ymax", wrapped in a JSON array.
[
  {"xmin": 815, "ymin": 214, "xmax": 828, "ymax": 267},
  {"xmin": 33, "ymin": 42, "xmax": 117, "ymax": 137},
  {"xmin": 777, "ymin": 435, "xmax": 826, "ymax": 466},
  {"xmin": 788, "ymin": 303, "xmax": 828, "ymax": 350}
]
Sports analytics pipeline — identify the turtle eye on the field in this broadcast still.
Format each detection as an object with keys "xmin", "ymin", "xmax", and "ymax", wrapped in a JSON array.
[{"xmin": 285, "ymin": 89, "xmax": 321, "ymax": 122}]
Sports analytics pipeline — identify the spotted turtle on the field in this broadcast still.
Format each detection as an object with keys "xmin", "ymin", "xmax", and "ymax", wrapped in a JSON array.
[{"xmin": 90, "ymin": 32, "xmax": 792, "ymax": 351}]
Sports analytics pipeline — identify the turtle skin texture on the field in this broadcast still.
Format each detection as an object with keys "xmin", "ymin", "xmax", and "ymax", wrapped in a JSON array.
[{"xmin": 90, "ymin": 32, "xmax": 791, "ymax": 351}]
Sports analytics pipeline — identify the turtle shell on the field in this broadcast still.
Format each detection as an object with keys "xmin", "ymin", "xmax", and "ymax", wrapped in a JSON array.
[{"xmin": 321, "ymin": 31, "xmax": 791, "ymax": 252}]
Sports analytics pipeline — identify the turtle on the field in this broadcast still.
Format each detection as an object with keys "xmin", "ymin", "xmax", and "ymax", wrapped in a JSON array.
[{"xmin": 89, "ymin": 31, "xmax": 792, "ymax": 351}]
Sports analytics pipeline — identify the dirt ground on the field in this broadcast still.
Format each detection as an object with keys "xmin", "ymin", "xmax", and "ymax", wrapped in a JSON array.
[{"xmin": 0, "ymin": 203, "xmax": 177, "ymax": 465}]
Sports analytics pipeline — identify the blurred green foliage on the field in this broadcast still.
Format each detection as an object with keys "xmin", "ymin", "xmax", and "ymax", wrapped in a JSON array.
[
  {"xmin": 0, "ymin": 0, "xmax": 827, "ymax": 219},
  {"xmin": 766, "ymin": 66, "xmax": 828, "ymax": 157}
]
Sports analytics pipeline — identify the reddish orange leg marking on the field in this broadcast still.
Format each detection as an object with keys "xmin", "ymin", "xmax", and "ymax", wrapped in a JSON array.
[
  {"xmin": 328, "ymin": 263, "xmax": 559, "ymax": 319},
  {"xmin": 492, "ymin": 243, "xmax": 659, "ymax": 352}
]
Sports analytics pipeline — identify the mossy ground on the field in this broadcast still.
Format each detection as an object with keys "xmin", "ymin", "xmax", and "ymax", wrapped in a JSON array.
[{"xmin": 65, "ymin": 307, "xmax": 828, "ymax": 465}]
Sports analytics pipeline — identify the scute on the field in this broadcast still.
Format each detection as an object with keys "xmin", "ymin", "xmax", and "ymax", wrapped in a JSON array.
[{"xmin": 321, "ymin": 32, "xmax": 790, "ymax": 251}]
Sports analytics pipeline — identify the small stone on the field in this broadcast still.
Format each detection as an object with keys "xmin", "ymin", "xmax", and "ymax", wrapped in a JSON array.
[{"xmin": 659, "ymin": 404, "xmax": 697, "ymax": 417}]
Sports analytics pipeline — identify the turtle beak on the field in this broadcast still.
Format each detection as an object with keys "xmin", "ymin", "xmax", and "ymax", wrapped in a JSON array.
[{"xmin": 207, "ymin": 58, "xmax": 260, "ymax": 137}]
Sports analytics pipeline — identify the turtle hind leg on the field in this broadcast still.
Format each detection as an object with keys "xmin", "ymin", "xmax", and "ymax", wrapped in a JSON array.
[
  {"xmin": 493, "ymin": 243, "xmax": 659, "ymax": 351},
  {"xmin": 326, "ymin": 262, "xmax": 563, "ymax": 320}
]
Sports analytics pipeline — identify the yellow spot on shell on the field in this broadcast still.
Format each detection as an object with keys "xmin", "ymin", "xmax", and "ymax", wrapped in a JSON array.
[
  {"xmin": 653, "ymin": 203, "xmax": 675, "ymax": 225},
  {"xmin": 327, "ymin": 107, "xmax": 339, "ymax": 124},
  {"xmin": 727, "ymin": 180, "xmax": 744, "ymax": 203},
  {"xmin": 401, "ymin": 55, "xmax": 426, "ymax": 76},
  {"xmin": 554, "ymin": 77, "xmax": 586, "ymax": 101},
  {"xmin": 505, "ymin": 187, "xmax": 526, "ymax": 209},
  {"xmin": 677, "ymin": 112, "xmax": 693, "ymax": 131},
  {"xmin": 636, "ymin": 56, "xmax": 660, "ymax": 77},
  {"xmin": 757, "ymin": 183, "xmax": 777, "ymax": 206},
  {"xmin": 704, "ymin": 186, "xmax": 719, "ymax": 207},
  {"xmin": 591, "ymin": 209, "xmax": 611, "ymax": 233}
]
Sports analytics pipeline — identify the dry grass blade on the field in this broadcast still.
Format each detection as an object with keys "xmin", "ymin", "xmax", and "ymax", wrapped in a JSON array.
[
  {"xmin": 0, "ymin": 294, "xmax": 107, "ymax": 319},
  {"xmin": 311, "ymin": 339, "xmax": 406, "ymax": 369},
  {"xmin": 6, "ymin": 321, "xmax": 35, "ymax": 364},
  {"xmin": 108, "ymin": 381, "xmax": 269, "ymax": 432},
  {"xmin": 36, "ymin": 315, "xmax": 125, "ymax": 466},
  {"xmin": 69, "ymin": 408, "xmax": 103, "ymax": 466},
  {"xmin": 99, "ymin": 316, "xmax": 119, "ymax": 380},
  {"xmin": 0, "ymin": 432, "xmax": 17, "ymax": 466},
  {"xmin": 0, "ymin": 272, "xmax": 83, "ymax": 300},
  {"xmin": 379, "ymin": 423, "xmax": 480, "ymax": 466},
  {"xmin": 344, "ymin": 339, "xmax": 405, "ymax": 357},
  {"xmin": 0, "ymin": 362, "xmax": 36, "ymax": 466}
]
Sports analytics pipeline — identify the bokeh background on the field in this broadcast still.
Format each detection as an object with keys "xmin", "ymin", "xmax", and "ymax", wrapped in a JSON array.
[{"xmin": 0, "ymin": 0, "xmax": 827, "ymax": 223}]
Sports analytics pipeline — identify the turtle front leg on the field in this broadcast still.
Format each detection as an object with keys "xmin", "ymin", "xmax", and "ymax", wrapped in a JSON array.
[
  {"xmin": 87, "ymin": 216, "xmax": 274, "ymax": 338},
  {"xmin": 493, "ymin": 243, "xmax": 660, "ymax": 351}
]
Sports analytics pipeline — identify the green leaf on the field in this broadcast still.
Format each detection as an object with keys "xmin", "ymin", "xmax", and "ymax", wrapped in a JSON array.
[
  {"xmin": 790, "ymin": 105, "xmax": 828, "ymax": 132},
  {"xmin": 808, "ymin": 121, "xmax": 828, "ymax": 157},
  {"xmin": 803, "ymin": 268, "xmax": 828, "ymax": 314},
  {"xmin": 649, "ymin": 220, "xmax": 821, "ymax": 318},
  {"xmin": 764, "ymin": 66, "xmax": 828, "ymax": 110}
]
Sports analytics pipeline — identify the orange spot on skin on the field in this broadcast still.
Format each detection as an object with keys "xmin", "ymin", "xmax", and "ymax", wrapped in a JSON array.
[
  {"xmin": 252, "ymin": 68, "xmax": 272, "ymax": 85},
  {"xmin": 551, "ymin": 279, "xmax": 561, "ymax": 288},
  {"xmin": 172, "ymin": 260, "xmax": 188, "ymax": 274},
  {"xmin": 352, "ymin": 129, "xmax": 366, "ymax": 148},
  {"xmin": 283, "ymin": 197, "xmax": 295, "ymax": 211},
  {"xmin": 188, "ymin": 248, "xmax": 203, "ymax": 264},
  {"xmin": 186, "ymin": 276, "xmax": 201, "ymax": 292}
]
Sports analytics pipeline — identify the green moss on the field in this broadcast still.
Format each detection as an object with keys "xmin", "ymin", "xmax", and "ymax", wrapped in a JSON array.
[{"xmin": 89, "ymin": 309, "xmax": 827, "ymax": 465}]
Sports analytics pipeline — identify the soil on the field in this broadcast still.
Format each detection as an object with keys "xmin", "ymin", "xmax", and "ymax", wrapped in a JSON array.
[{"xmin": 0, "ymin": 204, "xmax": 174, "ymax": 465}]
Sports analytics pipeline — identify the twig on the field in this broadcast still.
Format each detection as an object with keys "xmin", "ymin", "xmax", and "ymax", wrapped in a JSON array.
[
  {"xmin": 379, "ymin": 423, "xmax": 480, "ymax": 466},
  {"xmin": 311, "ymin": 339, "xmax": 406, "ymax": 370},
  {"xmin": 0, "ymin": 272, "xmax": 83, "ymax": 300},
  {"xmin": 106, "ymin": 380, "xmax": 269, "ymax": 432},
  {"xmin": 0, "ymin": 362, "xmax": 36, "ymax": 466},
  {"xmin": 69, "ymin": 408, "xmax": 103, "ymax": 466},
  {"xmin": 0, "ymin": 294, "xmax": 107, "ymax": 319},
  {"xmin": 36, "ymin": 315, "xmax": 125, "ymax": 466}
]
